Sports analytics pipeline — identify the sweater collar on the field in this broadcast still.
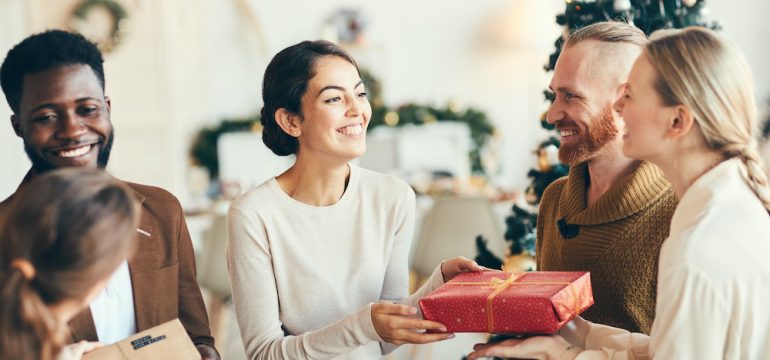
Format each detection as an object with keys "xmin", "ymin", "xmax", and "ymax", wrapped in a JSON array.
[{"xmin": 558, "ymin": 161, "xmax": 672, "ymax": 225}]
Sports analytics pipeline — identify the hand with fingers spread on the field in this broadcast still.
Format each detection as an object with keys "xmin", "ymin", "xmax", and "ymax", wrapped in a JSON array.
[
  {"xmin": 466, "ymin": 334, "xmax": 580, "ymax": 360},
  {"xmin": 440, "ymin": 256, "xmax": 486, "ymax": 282},
  {"xmin": 371, "ymin": 302, "xmax": 455, "ymax": 345}
]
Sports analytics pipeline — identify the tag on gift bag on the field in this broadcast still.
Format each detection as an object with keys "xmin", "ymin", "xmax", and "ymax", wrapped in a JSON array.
[{"xmin": 82, "ymin": 319, "xmax": 201, "ymax": 360}]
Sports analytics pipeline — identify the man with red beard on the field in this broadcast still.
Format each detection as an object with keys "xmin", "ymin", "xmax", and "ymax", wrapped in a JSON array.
[
  {"xmin": 0, "ymin": 31, "xmax": 220, "ymax": 359},
  {"xmin": 535, "ymin": 22, "xmax": 677, "ymax": 334}
]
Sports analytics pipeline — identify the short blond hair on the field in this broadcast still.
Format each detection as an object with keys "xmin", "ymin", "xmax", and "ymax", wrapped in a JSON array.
[
  {"xmin": 565, "ymin": 21, "xmax": 647, "ymax": 48},
  {"xmin": 562, "ymin": 21, "xmax": 648, "ymax": 92},
  {"xmin": 646, "ymin": 27, "xmax": 770, "ymax": 212}
]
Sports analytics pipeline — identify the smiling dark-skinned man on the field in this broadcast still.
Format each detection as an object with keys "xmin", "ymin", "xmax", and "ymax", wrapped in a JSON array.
[{"xmin": 0, "ymin": 30, "xmax": 220, "ymax": 359}]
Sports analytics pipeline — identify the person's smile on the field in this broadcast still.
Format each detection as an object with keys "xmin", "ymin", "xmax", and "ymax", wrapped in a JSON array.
[{"xmin": 336, "ymin": 122, "xmax": 364, "ymax": 139}]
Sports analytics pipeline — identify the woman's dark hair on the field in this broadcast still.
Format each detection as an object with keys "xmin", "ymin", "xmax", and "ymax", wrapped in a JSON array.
[
  {"xmin": 261, "ymin": 40, "xmax": 358, "ymax": 156},
  {"xmin": 0, "ymin": 168, "xmax": 139, "ymax": 360}
]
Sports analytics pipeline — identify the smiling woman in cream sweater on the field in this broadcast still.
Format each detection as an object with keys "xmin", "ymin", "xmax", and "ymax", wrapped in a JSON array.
[{"xmin": 227, "ymin": 40, "xmax": 480, "ymax": 360}]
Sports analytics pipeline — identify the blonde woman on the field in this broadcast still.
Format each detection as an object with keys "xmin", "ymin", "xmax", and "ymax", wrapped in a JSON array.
[{"xmin": 468, "ymin": 27, "xmax": 770, "ymax": 360}]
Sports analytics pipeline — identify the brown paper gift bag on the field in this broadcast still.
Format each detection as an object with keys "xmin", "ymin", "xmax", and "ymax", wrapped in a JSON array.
[{"xmin": 82, "ymin": 319, "xmax": 200, "ymax": 360}]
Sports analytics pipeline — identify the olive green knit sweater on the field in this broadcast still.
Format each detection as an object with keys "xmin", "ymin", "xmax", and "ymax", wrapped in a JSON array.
[{"xmin": 536, "ymin": 161, "xmax": 677, "ymax": 334}]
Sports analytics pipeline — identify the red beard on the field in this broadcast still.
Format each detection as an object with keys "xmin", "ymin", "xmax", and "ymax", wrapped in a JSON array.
[{"xmin": 557, "ymin": 106, "xmax": 619, "ymax": 165}]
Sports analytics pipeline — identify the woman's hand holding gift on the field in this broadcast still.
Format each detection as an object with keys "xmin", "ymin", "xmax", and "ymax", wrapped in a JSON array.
[
  {"xmin": 371, "ymin": 303, "xmax": 455, "ymax": 344},
  {"xmin": 440, "ymin": 256, "xmax": 485, "ymax": 282}
]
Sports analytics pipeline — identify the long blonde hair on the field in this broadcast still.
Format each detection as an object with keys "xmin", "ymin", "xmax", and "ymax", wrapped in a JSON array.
[
  {"xmin": 0, "ymin": 168, "xmax": 139, "ymax": 360},
  {"xmin": 645, "ymin": 27, "xmax": 770, "ymax": 212}
]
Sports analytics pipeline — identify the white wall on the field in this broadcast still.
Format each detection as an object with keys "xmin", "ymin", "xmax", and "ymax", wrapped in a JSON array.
[
  {"xmin": 0, "ymin": 0, "xmax": 32, "ymax": 200},
  {"xmin": 202, "ymin": 0, "xmax": 268, "ymax": 119},
  {"xmin": 1, "ymin": 0, "xmax": 769, "ymax": 203},
  {"xmin": 709, "ymin": 0, "xmax": 770, "ymax": 102}
]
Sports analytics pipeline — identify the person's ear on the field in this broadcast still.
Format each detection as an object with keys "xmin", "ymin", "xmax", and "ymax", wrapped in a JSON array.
[
  {"xmin": 105, "ymin": 95, "xmax": 111, "ymax": 114},
  {"xmin": 10, "ymin": 114, "xmax": 21, "ymax": 137},
  {"xmin": 275, "ymin": 108, "xmax": 302, "ymax": 137},
  {"xmin": 666, "ymin": 105, "xmax": 695, "ymax": 140}
]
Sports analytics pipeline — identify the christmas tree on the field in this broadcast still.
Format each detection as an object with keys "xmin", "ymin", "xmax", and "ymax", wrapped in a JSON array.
[{"xmin": 475, "ymin": 0, "xmax": 720, "ymax": 271}]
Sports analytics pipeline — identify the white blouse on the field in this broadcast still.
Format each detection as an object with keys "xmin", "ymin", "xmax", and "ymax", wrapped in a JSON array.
[{"xmin": 561, "ymin": 158, "xmax": 770, "ymax": 359}]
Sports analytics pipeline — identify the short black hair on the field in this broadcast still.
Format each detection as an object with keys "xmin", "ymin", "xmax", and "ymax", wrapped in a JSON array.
[
  {"xmin": 0, "ymin": 30, "xmax": 105, "ymax": 113},
  {"xmin": 261, "ymin": 40, "xmax": 358, "ymax": 156}
]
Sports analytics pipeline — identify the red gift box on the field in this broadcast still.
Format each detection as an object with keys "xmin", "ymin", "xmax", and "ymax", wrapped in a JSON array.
[{"xmin": 419, "ymin": 271, "xmax": 593, "ymax": 334}]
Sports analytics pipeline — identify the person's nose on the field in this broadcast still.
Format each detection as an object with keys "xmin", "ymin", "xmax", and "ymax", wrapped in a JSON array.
[
  {"xmin": 346, "ymin": 94, "xmax": 362, "ymax": 118},
  {"xmin": 56, "ymin": 112, "xmax": 87, "ymax": 139},
  {"xmin": 545, "ymin": 100, "xmax": 564, "ymax": 125}
]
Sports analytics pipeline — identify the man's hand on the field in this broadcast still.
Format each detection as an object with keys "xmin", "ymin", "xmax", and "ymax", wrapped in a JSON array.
[
  {"xmin": 196, "ymin": 344, "xmax": 221, "ymax": 360},
  {"xmin": 466, "ymin": 334, "xmax": 580, "ymax": 360},
  {"xmin": 371, "ymin": 302, "xmax": 455, "ymax": 345}
]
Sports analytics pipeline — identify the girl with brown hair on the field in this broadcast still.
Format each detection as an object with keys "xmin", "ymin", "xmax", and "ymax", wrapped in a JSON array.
[{"xmin": 0, "ymin": 168, "xmax": 139, "ymax": 360}]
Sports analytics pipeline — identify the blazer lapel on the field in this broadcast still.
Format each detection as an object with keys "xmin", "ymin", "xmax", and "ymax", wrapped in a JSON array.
[{"xmin": 127, "ymin": 188, "xmax": 159, "ymax": 332}]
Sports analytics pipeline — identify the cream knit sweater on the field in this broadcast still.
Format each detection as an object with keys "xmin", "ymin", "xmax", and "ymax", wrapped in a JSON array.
[{"xmin": 227, "ymin": 165, "xmax": 444, "ymax": 360}]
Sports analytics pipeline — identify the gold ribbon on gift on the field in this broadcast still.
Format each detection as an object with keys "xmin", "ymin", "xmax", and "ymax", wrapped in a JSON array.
[{"xmin": 446, "ymin": 272, "xmax": 581, "ymax": 333}]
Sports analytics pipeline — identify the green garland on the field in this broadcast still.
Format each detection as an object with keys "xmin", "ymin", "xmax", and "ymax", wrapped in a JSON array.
[
  {"xmin": 190, "ymin": 116, "xmax": 261, "ymax": 179},
  {"xmin": 72, "ymin": 0, "xmax": 128, "ymax": 52},
  {"xmin": 362, "ymin": 69, "xmax": 496, "ymax": 173}
]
